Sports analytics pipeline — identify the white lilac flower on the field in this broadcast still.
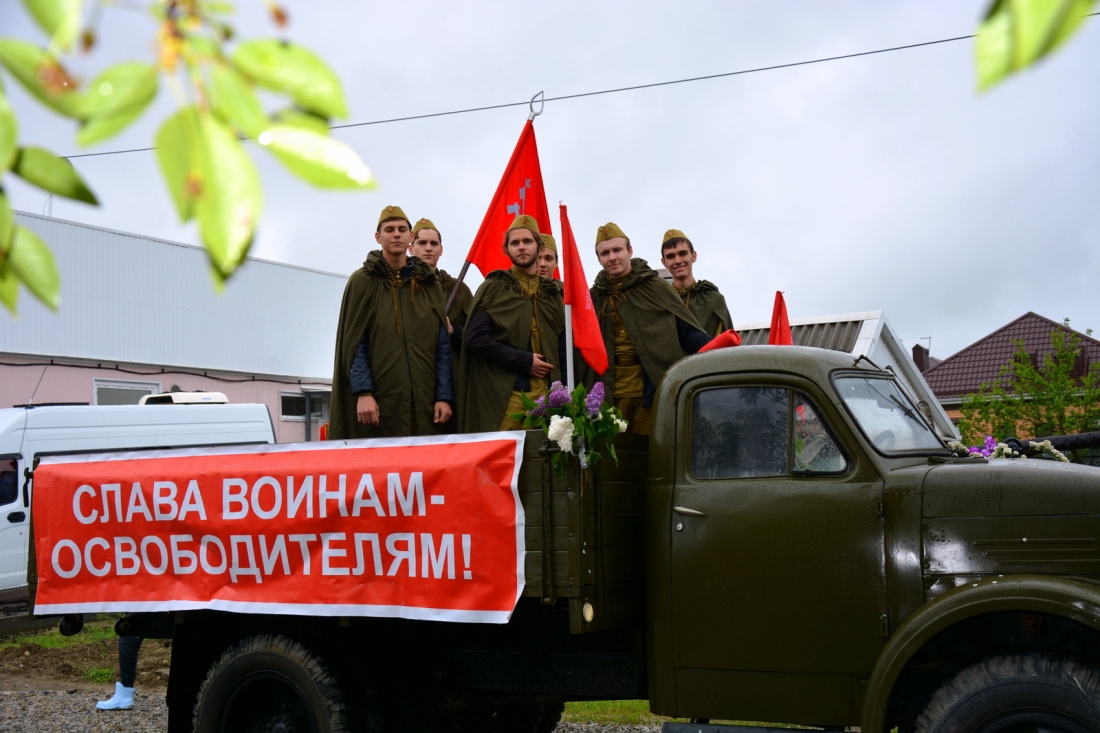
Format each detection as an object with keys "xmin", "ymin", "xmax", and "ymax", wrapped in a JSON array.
[
  {"xmin": 613, "ymin": 417, "xmax": 628, "ymax": 433},
  {"xmin": 547, "ymin": 415, "xmax": 575, "ymax": 453}
]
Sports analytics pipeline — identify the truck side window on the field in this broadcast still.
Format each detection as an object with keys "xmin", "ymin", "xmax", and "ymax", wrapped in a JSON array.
[
  {"xmin": 692, "ymin": 387, "xmax": 789, "ymax": 479},
  {"xmin": 793, "ymin": 395, "xmax": 848, "ymax": 474},
  {"xmin": 0, "ymin": 459, "xmax": 16, "ymax": 505}
]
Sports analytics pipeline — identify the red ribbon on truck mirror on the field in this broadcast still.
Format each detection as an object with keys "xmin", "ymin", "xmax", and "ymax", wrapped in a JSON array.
[{"xmin": 32, "ymin": 434, "xmax": 527, "ymax": 624}]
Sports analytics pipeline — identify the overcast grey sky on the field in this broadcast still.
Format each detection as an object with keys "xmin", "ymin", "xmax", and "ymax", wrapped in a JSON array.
[{"xmin": 3, "ymin": 1, "xmax": 1097, "ymax": 360}]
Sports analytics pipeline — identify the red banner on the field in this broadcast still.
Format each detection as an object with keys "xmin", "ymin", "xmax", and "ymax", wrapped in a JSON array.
[
  {"xmin": 33, "ymin": 434, "xmax": 526, "ymax": 624},
  {"xmin": 465, "ymin": 120, "xmax": 552, "ymax": 276}
]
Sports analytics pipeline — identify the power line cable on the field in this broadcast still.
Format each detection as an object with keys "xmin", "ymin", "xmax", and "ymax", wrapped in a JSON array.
[{"xmin": 61, "ymin": 20, "xmax": 1096, "ymax": 161}]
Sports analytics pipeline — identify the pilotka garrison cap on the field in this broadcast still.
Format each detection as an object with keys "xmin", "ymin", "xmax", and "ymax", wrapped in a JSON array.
[
  {"xmin": 508, "ymin": 214, "xmax": 542, "ymax": 240},
  {"xmin": 540, "ymin": 233, "xmax": 557, "ymax": 253},
  {"xmin": 595, "ymin": 222, "xmax": 628, "ymax": 246},
  {"xmin": 413, "ymin": 218, "xmax": 438, "ymax": 235},
  {"xmin": 662, "ymin": 228, "xmax": 688, "ymax": 245},
  {"xmin": 377, "ymin": 205, "xmax": 410, "ymax": 227}
]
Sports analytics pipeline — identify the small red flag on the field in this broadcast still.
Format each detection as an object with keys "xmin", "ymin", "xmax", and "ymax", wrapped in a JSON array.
[
  {"xmin": 699, "ymin": 329, "xmax": 742, "ymax": 353},
  {"xmin": 465, "ymin": 120, "xmax": 552, "ymax": 276},
  {"xmin": 768, "ymin": 291, "xmax": 793, "ymax": 345},
  {"xmin": 560, "ymin": 204, "xmax": 607, "ymax": 375}
]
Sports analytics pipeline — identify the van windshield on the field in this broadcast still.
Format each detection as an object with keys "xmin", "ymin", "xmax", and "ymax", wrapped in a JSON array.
[{"xmin": 834, "ymin": 376, "xmax": 946, "ymax": 454}]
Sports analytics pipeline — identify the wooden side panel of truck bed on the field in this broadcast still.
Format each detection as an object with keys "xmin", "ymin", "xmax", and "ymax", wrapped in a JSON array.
[{"xmin": 516, "ymin": 431, "xmax": 649, "ymax": 633}]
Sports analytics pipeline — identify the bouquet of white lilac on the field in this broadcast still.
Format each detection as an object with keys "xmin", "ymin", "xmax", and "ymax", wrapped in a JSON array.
[{"xmin": 511, "ymin": 381, "xmax": 628, "ymax": 477}]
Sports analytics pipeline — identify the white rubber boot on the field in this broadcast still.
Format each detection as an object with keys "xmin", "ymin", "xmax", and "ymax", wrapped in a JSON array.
[{"xmin": 96, "ymin": 681, "xmax": 135, "ymax": 710}]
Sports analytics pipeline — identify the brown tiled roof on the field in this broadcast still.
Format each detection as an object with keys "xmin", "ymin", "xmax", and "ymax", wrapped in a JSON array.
[{"xmin": 923, "ymin": 312, "xmax": 1100, "ymax": 400}]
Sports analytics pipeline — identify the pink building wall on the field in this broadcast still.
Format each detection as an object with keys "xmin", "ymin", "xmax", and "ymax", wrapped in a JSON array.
[{"xmin": 0, "ymin": 355, "xmax": 326, "ymax": 444}]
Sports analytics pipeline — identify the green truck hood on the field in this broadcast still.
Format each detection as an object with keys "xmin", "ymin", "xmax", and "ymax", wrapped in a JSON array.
[{"xmin": 921, "ymin": 459, "xmax": 1100, "ymax": 577}]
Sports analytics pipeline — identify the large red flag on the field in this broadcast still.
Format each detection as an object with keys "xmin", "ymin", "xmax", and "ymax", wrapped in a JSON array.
[
  {"xmin": 768, "ymin": 291, "xmax": 794, "ymax": 345},
  {"xmin": 560, "ymin": 204, "xmax": 607, "ymax": 375},
  {"xmin": 465, "ymin": 121, "xmax": 551, "ymax": 276}
]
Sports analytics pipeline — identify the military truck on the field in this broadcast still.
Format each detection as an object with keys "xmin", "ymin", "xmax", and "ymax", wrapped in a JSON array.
[{"xmin": 28, "ymin": 346, "xmax": 1100, "ymax": 733}]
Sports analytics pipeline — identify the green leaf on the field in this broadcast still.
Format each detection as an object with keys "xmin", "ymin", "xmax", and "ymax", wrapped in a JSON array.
[
  {"xmin": 76, "ymin": 102, "xmax": 147, "ymax": 146},
  {"xmin": 232, "ymin": 39, "xmax": 348, "ymax": 118},
  {"xmin": 155, "ymin": 106, "xmax": 201, "ymax": 221},
  {"xmin": 257, "ymin": 124, "xmax": 374, "ymax": 189},
  {"xmin": 0, "ymin": 87, "xmax": 17, "ymax": 173},
  {"xmin": 12, "ymin": 147, "xmax": 97, "ymax": 204},
  {"xmin": 22, "ymin": 0, "xmax": 84, "ymax": 51},
  {"xmin": 77, "ymin": 61, "xmax": 157, "ymax": 120},
  {"xmin": 272, "ymin": 107, "xmax": 329, "ymax": 135},
  {"xmin": 205, "ymin": 1, "xmax": 235, "ymax": 15},
  {"xmin": 208, "ymin": 64, "xmax": 268, "ymax": 138},
  {"xmin": 0, "ymin": 190, "xmax": 13, "ymax": 253},
  {"xmin": 0, "ymin": 39, "xmax": 82, "ymax": 118},
  {"xmin": 0, "ymin": 260, "xmax": 17, "ymax": 313},
  {"xmin": 976, "ymin": 0, "xmax": 1095, "ymax": 90},
  {"xmin": 8, "ymin": 224, "xmax": 59, "ymax": 309},
  {"xmin": 193, "ymin": 112, "xmax": 262, "ymax": 278}
]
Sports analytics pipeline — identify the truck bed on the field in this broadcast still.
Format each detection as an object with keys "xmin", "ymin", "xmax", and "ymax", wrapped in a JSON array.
[{"xmin": 517, "ymin": 431, "xmax": 649, "ymax": 633}]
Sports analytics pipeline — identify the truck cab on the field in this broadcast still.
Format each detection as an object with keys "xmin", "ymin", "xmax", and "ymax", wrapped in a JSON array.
[{"xmin": 647, "ymin": 346, "xmax": 1100, "ymax": 732}]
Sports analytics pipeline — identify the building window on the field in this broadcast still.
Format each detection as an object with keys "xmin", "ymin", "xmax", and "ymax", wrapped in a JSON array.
[
  {"xmin": 281, "ymin": 391, "xmax": 327, "ymax": 421},
  {"xmin": 94, "ymin": 379, "xmax": 161, "ymax": 406}
]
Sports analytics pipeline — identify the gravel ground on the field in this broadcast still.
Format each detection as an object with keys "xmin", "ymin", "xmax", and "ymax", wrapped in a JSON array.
[
  {"xmin": 0, "ymin": 689, "xmax": 662, "ymax": 733},
  {"xmin": 0, "ymin": 689, "xmax": 168, "ymax": 733}
]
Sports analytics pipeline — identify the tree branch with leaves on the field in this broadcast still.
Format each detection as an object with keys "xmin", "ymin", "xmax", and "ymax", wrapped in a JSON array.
[{"xmin": 0, "ymin": 0, "xmax": 374, "ymax": 314}]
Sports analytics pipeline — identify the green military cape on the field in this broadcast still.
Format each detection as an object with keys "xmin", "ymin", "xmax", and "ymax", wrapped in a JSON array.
[
  {"xmin": 438, "ymin": 269, "xmax": 474, "ymax": 329},
  {"xmin": 588, "ymin": 258, "xmax": 704, "ymax": 403},
  {"xmin": 456, "ymin": 269, "xmax": 565, "ymax": 433},
  {"xmin": 329, "ymin": 251, "xmax": 448, "ymax": 440},
  {"xmin": 679, "ymin": 280, "xmax": 733, "ymax": 338}
]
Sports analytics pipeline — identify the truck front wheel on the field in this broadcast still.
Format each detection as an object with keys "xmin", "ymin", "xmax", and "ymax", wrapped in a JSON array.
[
  {"xmin": 192, "ymin": 634, "xmax": 347, "ymax": 733},
  {"xmin": 915, "ymin": 654, "xmax": 1100, "ymax": 733}
]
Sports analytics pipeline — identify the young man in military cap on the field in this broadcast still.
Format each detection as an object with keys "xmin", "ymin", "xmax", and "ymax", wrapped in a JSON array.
[
  {"xmin": 409, "ymin": 218, "xmax": 473, "ymax": 333},
  {"xmin": 537, "ymin": 233, "xmax": 560, "ymax": 281},
  {"xmin": 457, "ymin": 215, "xmax": 567, "ymax": 433},
  {"xmin": 589, "ymin": 222, "xmax": 710, "ymax": 436},
  {"xmin": 660, "ymin": 229, "xmax": 733, "ymax": 337},
  {"xmin": 329, "ymin": 205, "xmax": 455, "ymax": 439}
]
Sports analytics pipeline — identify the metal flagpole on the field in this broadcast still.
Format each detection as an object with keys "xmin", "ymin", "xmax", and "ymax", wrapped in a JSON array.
[{"xmin": 560, "ymin": 201, "xmax": 575, "ymax": 391}]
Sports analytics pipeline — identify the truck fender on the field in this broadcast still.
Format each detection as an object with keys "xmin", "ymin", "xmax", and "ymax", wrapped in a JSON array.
[{"xmin": 860, "ymin": 574, "xmax": 1100, "ymax": 733}]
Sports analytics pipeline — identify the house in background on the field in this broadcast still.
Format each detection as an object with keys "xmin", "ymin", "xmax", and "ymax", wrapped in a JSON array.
[
  {"xmin": 1, "ymin": 213, "xmax": 347, "ymax": 443},
  {"xmin": 735, "ymin": 310, "xmax": 959, "ymax": 440},
  {"xmin": 920, "ymin": 312, "xmax": 1100, "ymax": 423}
]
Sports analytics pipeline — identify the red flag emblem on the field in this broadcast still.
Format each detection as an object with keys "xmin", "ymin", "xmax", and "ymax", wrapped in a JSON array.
[
  {"xmin": 768, "ymin": 291, "xmax": 793, "ymax": 345},
  {"xmin": 560, "ymin": 204, "xmax": 607, "ymax": 375},
  {"xmin": 465, "ymin": 121, "xmax": 552, "ymax": 276}
]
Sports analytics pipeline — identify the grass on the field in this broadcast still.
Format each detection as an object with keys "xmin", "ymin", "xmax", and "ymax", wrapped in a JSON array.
[
  {"xmin": 83, "ymin": 667, "xmax": 114, "ymax": 684},
  {"xmin": 563, "ymin": 700, "xmax": 822, "ymax": 729},
  {"xmin": 0, "ymin": 619, "xmax": 116, "ymax": 652}
]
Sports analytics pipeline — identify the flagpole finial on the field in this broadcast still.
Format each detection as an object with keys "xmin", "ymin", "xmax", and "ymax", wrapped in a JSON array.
[{"xmin": 528, "ymin": 91, "xmax": 545, "ymax": 121}]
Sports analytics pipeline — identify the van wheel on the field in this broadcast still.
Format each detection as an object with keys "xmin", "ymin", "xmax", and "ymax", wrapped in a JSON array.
[
  {"xmin": 192, "ymin": 634, "xmax": 347, "ymax": 733},
  {"xmin": 537, "ymin": 701, "xmax": 565, "ymax": 733},
  {"xmin": 433, "ymin": 703, "xmax": 544, "ymax": 733},
  {"xmin": 915, "ymin": 654, "xmax": 1100, "ymax": 733}
]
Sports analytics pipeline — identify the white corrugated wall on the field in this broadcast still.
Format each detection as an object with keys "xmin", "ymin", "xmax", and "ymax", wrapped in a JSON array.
[{"xmin": 4, "ymin": 213, "xmax": 347, "ymax": 380}]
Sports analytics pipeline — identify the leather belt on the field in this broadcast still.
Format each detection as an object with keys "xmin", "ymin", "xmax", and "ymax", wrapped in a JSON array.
[{"xmin": 615, "ymin": 354, "xmax": 640, "ymax": 367}]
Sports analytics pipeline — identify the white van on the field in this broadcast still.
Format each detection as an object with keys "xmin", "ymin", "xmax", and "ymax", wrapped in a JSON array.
[{"xmin": 0, "ymin": 403, "xmax": 276, "ymax": 595}]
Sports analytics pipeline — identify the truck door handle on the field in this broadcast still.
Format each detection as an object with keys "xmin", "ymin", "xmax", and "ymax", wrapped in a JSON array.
[
  {"xmin": 673, "ymin": 506, "xmax": 707, "ymax": 517},
  {"xmin": 7, "ymin": 511, "xmax": 25, "ymax": 523}
]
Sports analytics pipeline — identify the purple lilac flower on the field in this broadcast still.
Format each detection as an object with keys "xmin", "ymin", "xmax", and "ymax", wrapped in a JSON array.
[
  {"xmin": 527, "ymin": 395, "xmax": 547, "ymax": 417},
  {"xmin": 548, "ymin": 385, "xmax": 571, "ymax": 408},
  {"xmin": 585, "ymin": 382, "xmax": 604, "ymax": 416},
  {"xmin": 969, "ymin": 435, "xmax": 997, "ymax": 457}
]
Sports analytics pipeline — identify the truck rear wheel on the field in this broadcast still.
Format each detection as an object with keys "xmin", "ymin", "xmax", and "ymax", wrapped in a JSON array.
[
  {"xmin": 433, "ymin": 703, "xmax": 544, "ymax": 733},
  {"xmin": 192, "ymin": 634, "xmax": 347, "ymax": 733},
  {"xmin": 537, "ymin": 701, "xmax": 565, "ymax": 733},
  {"xmin": 915, "ymin": 654, "xmax": 1100, "ymax": 733}
]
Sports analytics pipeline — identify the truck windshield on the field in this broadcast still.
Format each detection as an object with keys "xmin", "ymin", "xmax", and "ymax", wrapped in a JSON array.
[{"xmin": 834, "ymin": 376, "xmax": 945, "ymax": 454}]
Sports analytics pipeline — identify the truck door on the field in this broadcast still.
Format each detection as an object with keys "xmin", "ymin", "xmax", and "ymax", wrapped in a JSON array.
[
  {"xmin": 0, "ymin": 456, "xmax": 27, "ymax": 591},
  {"xmin": 669, "ymin": 376, "xmax": 886, "ymax": 725}
]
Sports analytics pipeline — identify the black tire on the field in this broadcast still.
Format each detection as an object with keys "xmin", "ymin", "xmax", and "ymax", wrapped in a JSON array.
[
  {"xmin": 433, "ymin": 703, "xmax": 544, "ymax": 733},
  {"xmin": 192, "ymin": 634, "xmax": 348, "ymax": 733},
  {"xmin": 537, "ymin": 701, "xmax": 565, "ymax": 733},
  {"xmin": 915, "ymin": 654, "xmax": 1100, "ymax": 733}
]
